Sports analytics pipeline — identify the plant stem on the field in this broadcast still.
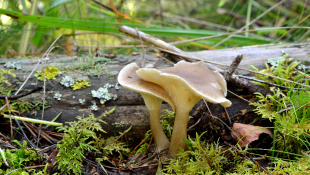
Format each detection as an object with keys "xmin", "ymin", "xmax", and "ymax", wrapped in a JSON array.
[
  {"xmin": 272, "ymin": 128, "xmax": 277, "ymax": 165},
  {"xmin": 3, "ymin": 114, "xmax": 62, "ymax": 126}
]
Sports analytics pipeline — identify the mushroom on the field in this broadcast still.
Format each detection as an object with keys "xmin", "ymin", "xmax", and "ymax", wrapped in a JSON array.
[
  {"xmin": 118, "ymin": 63, "xmax": 175, "ymax": 153},
  {"xmin": 136, "ymin": 61, "xmax": 231, "ymax": 156}
]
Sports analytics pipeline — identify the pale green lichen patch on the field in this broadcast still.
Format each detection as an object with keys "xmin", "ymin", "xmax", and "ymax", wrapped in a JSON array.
[
  {"xmin": 60, "ymin": 76, "xmax": 75, "ymax": 87},
  {"xmin": 113, "ymin": 121, "xmax": 130, "ymax": 127},
  {"xmin": 91, "ymin": 83, "xmax": 118, "ymax": 104},
  {"xmin": 54, "ymin": 92, "xmax": 62, "ymax": 100},
  {"xmin": 79, "ymin": 99, "xmax": 85, "ymax": 105},
  {"xmin": 4, "ymin": 61, "xmax": 21, "ymax": 70},
  {"xmin": 35, "ymin": 66, "xmax": 59, "ymax": 81},
  {"xmin": 90, "ymin": 101, "xmax": 98, "ymax": 111}
]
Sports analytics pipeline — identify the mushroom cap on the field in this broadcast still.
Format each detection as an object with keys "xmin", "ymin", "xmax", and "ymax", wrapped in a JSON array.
[
  {"xmin": 137, "ymin": 61, "xmax": 231, "ymax": 108},
  {"xmin": 118, "ymin": 63, "xmax": 175, "ymax": 111}
]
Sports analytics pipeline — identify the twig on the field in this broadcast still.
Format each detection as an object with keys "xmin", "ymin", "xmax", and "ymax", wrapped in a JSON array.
[
  {"xmin": 204, "ymin": 100, "xmax": 231, "ymax": 131},
  {"xmin": 104, "ymin": 126, "xmax": 132, "ymax": 147},
  {"xmin": 227, "ymin": 90, "xmax": 251, "ymax": 103},
  {"xmin": 12, "ymin": 115, "xmax": 38, "ymax": 149},
  {"xmin": 135, "ymin": 28, "xmax": 146, "ymax": 67},
  {"xmin": 187, "ymin": 114, "xmax": 204, "ymax": 131},
  {"xmin": 224, "ymin": 107, "xmax": 231, "ymax": 127},
  {"xmin": 97, "ymin": 160, "xmax": 109, "ymax": 175},
  {"xmin": 5, "ymin": 165, "xmax": 46, "ymax": 175},
  {"xmin": 129, "ymin": 133, "xmax": 152, "ymax": 158},
  {"xmin": 224, "ymin": 55, "xmax": 243, "ymax": 81},
  {"xmin": 238, "ymin": 75, "xmax": 310, "ymax": 91},
  {"xmin": 0, "ymin": 86, "xmax": 43, "ymax": 100},
  {"xmin": 5, "ymin": 97, "xmax": 13, "ymax": 138},
  {"xmin": 133, "ymin": 148, "xmax": 168, "ymax": 167}
]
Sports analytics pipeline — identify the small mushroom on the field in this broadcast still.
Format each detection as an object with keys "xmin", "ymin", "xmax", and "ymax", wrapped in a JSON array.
[
  {"xmin": 136, "ymin": 61, "xmax": 231, "ymax": 156},
  {"xmin": 118, "ymin": 63, "xmax": 175, "ymax": 153}
]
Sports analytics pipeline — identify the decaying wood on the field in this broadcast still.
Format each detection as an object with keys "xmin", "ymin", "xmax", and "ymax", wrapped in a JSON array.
[{"xmin": 2, "ymin": 37, "xmax": 310, "ymax": 141}]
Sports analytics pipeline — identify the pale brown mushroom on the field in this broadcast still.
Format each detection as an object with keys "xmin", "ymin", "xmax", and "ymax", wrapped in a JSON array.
[
  {"xmin": 118, "ymin": 63, "xmax": 175, "ymax": 153},
  {"xmin": 136, "ymin": 61, "xmax": 231, "ymax": 156}
]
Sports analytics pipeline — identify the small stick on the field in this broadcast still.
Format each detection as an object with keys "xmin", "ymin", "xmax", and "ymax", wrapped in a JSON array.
[
  {"xmin": 0, "ymin": 86, "xmax": 44, "ymax": 100},
  {"xmin": 5, "ymin": 97, "xmax": 13, "ymax": 138},
  {"xmin": 129, "ymin": 133, "xmax": 152, "ymax": 158},
  {"xmin": 135, "ymin": 28, "xmax": 146, "ymax": 68},
  {"xmin": 238, "ymin": 75, "xmax": 310, "ymax": 91},
  {"xmin": 224, "ymin": 55, "xmax": 243, "ymax": 81},
  {"xmin": 224, "ymin": 107, "xmax": 232, "ymax": 127},
  {"xmin": 187, "ymin": 114, "xmax": 204, "ymax": 131},
  {"xmin": 5, "ymin": 165, "xmax": 46, "ymax": 175}
]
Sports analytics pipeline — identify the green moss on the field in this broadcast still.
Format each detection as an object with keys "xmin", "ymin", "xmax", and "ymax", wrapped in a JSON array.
[{"xmin": 35, "ymin": 66, "xmax": 59, "ymax": 81}]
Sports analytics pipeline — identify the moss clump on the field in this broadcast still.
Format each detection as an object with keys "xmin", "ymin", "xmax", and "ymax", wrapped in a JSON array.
[
  {"xmin": 35, "ymin": 66, "xmax": 59, "ymax": 81},
  {"xmin": 71, "ymin": 79, "xmax": 91, "ymax": 90}
]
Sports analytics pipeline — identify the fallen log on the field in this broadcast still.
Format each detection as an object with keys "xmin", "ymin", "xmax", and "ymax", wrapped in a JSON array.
[{"xmin": 1, "ymin": 41, "xmax": 310, "ymax": 141}]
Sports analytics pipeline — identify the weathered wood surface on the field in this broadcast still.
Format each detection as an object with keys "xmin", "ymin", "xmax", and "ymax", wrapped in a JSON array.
[
  {"xmin": 189, "ymin": 42, "xmax": 310, "ymax": 74},
  {"xmin": 1, "ymin": 42, "xmax": 310, "ymax": 141}
]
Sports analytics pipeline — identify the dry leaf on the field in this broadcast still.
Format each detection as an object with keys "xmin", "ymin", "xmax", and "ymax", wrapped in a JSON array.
[{"xmin": 231, "ymin": 123, "xmax": 273, "ymax": 147}]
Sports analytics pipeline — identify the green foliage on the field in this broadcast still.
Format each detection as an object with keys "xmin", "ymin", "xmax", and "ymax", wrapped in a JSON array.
[
  {"xmin": 160, "ymin": 110, "xmax": 175, "ymax": 139},
  {"xmin": 94, "ymin": 136, "xmax": 130, "ymax": 156},
  {"xmin": 56, "ymin": 107, "xmax": 115, "ymax": 175},
  {"xmin": 35, "ymin": 66, "xmax": 59, "ymax": 81},
  {"xmin": 251, "ymin": 89, "xmax": 310, "ymax": 157},
  {"xmin": 10, "ymin": 101, "xmax": 50, "ymax": 112},
  {"xmin": 250, "ymin": 89, "xmax": 283, "ymax": 121},
  {"xmin": 164, "ymin": 132, "xmax": 257, "ymax": 174},
  {"xmin": 249, "ymin": 53, "xmax": 305, "ymax": 89},
  {"xmin": 249, "ymin": 52, "xmax": 310, "ymax": 158},
  {"xmin": 0, "ymin": 69, "xmax": 16, "ymax": 86},
  {"xmin": 71, "ymin": 79, "xmax": 91, "ymax": 90},
  {"xmin": 0, "ymin": 140, "xmax": 42, "ymax": 174},
  {"xmin": 270, "ymin": 157, "xmax": 310, "ymax": 174}
]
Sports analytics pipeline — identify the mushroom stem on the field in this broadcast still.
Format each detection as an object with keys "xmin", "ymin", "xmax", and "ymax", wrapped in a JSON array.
[
  {"xmin": 149, "ymin": 109, "xmax": 170, "ymax": 152},
  {"xmin": 168, "ymin": 109, "xmax": 190, "ymax": 156},
  {"xmin": 141, "ymin": 94, "xmax": 170, "ymax": 153}
]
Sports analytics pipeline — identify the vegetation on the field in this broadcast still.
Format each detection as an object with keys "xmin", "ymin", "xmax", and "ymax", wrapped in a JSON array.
[
  {"xmin": 1, "ymin": 0, "xmax": 310, "ymax": 55},
  {"xmin": 56, "ymin": 108, "xmax": 115, "ymax": 174},
  {"xmin": 1, "ymin": 0, "xmax": 310, "ymax": 174}
]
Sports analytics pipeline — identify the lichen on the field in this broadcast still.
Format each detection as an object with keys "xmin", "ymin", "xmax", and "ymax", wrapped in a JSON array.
[
  {"xmin": 4, "ymin": 61, "xmax": 21, "ymax": 70},
  {"xmin": 90, "ymin": 101, "xmax": 98, "ymax": 111},
  {"xmin": 35, "ymin": 66, "xmax": 59, "ymax": 81},
  {"xmin": 60, "ymin": 76, "xmax": 75, "ymax": 87},
  {"xmin": 79, "ymin": 99, "xmax": 85, "ymax": 105},
  {"xmin": 113, "ymin": 121, "xmax": 130, "ymax": 127},
  {"xmin": 267, "ymin": 56, "xmax": 286, "ymax": 66},
  {"xmin": 0, "ymin": 69, "xmax": 16, "ymax": 85},
  {"xmin": 54, "ymin": 92, "xmax": 62, "ymax": 100},
  {"xmin": 71, "ymin": 79, "xmax": 91, "ymax": 90},
  {"xmin": 115, "ymin": 82, "xmax": 120, "ymax": 90}
]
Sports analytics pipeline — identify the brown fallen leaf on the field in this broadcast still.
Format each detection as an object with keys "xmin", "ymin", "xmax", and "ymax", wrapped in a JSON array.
[{"xmin": 231, "ymin": 123, "xmax": 273, "ymax": 147}]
